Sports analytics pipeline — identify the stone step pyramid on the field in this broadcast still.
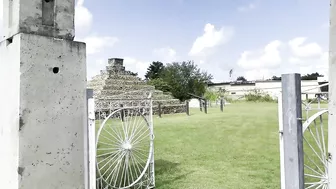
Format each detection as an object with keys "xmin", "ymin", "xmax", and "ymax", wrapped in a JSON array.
[{"xmin": 88, "ymin": 58, "xmax": 186, "ymax": 115}]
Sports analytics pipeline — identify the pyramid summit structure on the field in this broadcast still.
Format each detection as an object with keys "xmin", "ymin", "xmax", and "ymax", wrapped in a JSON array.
[{"xmin": 88, "ymin": 58, "xmax": 186, "ymax": 114}]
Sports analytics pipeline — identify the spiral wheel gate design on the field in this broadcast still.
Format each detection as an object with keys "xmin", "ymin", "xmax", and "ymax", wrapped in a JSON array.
[
  {"xmin": 302, "ymin": 110, "xmax": 329, "ymax": 189},
  {"xmin": 96, "ymin": 107, "xmax": 154, "ymax": 189}
]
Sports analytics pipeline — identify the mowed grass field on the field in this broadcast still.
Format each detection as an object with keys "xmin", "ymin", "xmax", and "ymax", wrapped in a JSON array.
[
  {"xmin": 153, "ymin": 102, "xmax": 281, "ymax": 189},
  {"xmin": 95, "ymin": 102, "xmax": 328, "ymax": 189}
]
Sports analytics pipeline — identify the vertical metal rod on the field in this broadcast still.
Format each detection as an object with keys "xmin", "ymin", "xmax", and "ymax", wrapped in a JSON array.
[
  {"xmin": 281, "ymin": 73, "xmax": 304, "ymax": 189},
  {"xmin": 220, "ymin": 98, "xmax": 224, "ymax": 112},
  {"xmin": 278, "ymin": 94, "xmax": 285, "ymax": 189},
  {"xmin": 317, "ymin": 94, "xmax": 321, "ymax": 109},
  {"xmin": 86, "ymin": 89, "xmax": 96, "ymax": 189},
  {"xmin": 186, "ymin": 101, "xmax": 190, "ymax": 116},
  {"xmin": 149, "ymin": 93, "xmax": 155, "ymax": 186},
  {"xmin": 158, "ymin": 103, "xmax": 162, "ymax": 118},
  {"xmin": 120, "ymin": 104, "xmax": 124, "ymax": 121},
  {"xmin": 329, "ymin": 0, "xmax": 336, "ymax": 187}
]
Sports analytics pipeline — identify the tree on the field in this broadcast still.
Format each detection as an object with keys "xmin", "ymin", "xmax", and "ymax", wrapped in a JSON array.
[
  {"xmin": 129, "ymin": 71, "xmax": 138, "ymax": 77},
  {"xmin": 161, "ymin": 60, "xmax": 213, "ymax": 101},
  {"xmin": 147, "ymin": 78, "xmax": 171, "ymax": 92},
  {"xmin": 204, "ymin": 89, "xmax": 219, "ymax": 106},
  {"xmin": 271, "ymin": 76, "xmax": 281, "ymax": 80},
  {"xmin": 144, "ymin": 61, "xmax": 165, "ymax": 80},
  {"xmin": 236, "ymin": 76, "xmax": 247, "ymax": 82},
  {"xmin": 301, "ymin": 72, "xmax": 324, "ymax": 80}
]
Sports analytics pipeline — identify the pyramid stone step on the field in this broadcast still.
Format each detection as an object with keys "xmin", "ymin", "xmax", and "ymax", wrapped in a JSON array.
[
  {"xmin": 107, "ymin": 75, "xmax": 142, "ymax": 81},
  {"xmin": 103, "ymin": 84, "xmax": 155, "ymax": 91},
  {"xmin": 153, "ymin": 94, "xmax": 178, "ymax": 100},
  {"xmin": 104, "ymin": 79, "xmax": 148, "ymax": 86},
  {"xmin": 152, "ymin": 90, "xmax": 163, "ymax": 95}
]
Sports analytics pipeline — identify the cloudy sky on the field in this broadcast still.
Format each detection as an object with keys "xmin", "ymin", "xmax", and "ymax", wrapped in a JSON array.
[{"xmin": 0, "ymin": 0, "xmax": 329, "ymax": 82}]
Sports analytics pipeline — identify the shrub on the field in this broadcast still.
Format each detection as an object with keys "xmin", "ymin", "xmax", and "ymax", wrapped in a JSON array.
[{"xmin": 244, "ymin": 89, "xmax": 276, "ymax": 102}]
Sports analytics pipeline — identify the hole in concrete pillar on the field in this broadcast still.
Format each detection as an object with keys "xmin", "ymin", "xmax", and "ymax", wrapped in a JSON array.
[
  {"xmin": 53, "ymin": 67, "xmax": 59, "ymax": 74},
  {"xmin": 6, "ymin": 37, "xmax": 13, "ymax": 45},
  {"xmin": 42, "ymin": 0, "xmax": 55, "ymax": 26}
]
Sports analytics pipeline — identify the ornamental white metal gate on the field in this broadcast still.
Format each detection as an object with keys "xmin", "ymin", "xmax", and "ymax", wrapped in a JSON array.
[
  {"xmin": 88, "ymin": 90, "xmax": 155, "ymax": 189},
  {"xmin": 278, "ymin": 74, "xmax": 329, "ymax": 189}
]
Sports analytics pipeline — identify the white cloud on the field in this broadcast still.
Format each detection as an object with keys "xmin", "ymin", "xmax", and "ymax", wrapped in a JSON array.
[
  {"xmin": 288, "ymin": 37, "xmax": 323, "ymax": 58},
  {"xmin": 81, "ymin": 35, "xmax": 119, "ymax": 55},
  {"xmin": 316, "ymin": 52, "xmax": 328, "ymax": 77},
  {"xmin": 152, "ymin": 47, "xmax": 177, "ymax": 63},
  {"xmin": 245, "ymin": 69, "xmax": 272, "ymax": 81},
  {"xmin": 87, "ymin": 58, "xmax": 106, "ymax": 80},
  {"xmin": 237, "ymin": 40, "xmax": 282, "ymax": 70},
  {"xmin": 288, "ymin": 57, "xmax": 305, "ymax": 65},
  {"xmin": 189, "ymin": 23, "xmax": 234, "ymax": 56},
  {"xmin": 0, "ymin": 0, "xmax": 3, "ymax": 22},
  {"xmin": 322, "ymin": 22, "xmax": 329, "ymax": 29},
  {"xmin": 238, "ymin": 3, "xmax": 256, "ymax": 12},
  {"xmin": 287, "ymin": 37, "xmax": 327, "ymax": 77},
  {"xmin": 75, "ymin": 0, "xmax": 93, "ymax": 34},
  {"xmin": 0, "ymin": 0, "xmax": 3, "ymax": 39},
  {"xmin": 123, "ymin": 57, "xmax": 150, "ymax": 79}
]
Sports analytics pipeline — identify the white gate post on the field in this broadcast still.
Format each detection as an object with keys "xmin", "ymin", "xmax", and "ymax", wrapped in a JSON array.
[
  {"xmin": 278, "ymin": 94, "xmax": 285, "ymax": 189},
  {"xmin": 328, "ymin": 0, "xmax": 336, "ymax": 187},
  {"xmin": 281, "ymin": 73, "xmax": 304, "ymax": 189},
  {"xmin": 87, "ymin": 89, "xmax": 96, "ymax": 189},
  {"xmin": 149, "ymin": 92, "xmax": 155, "ymax": 186}
]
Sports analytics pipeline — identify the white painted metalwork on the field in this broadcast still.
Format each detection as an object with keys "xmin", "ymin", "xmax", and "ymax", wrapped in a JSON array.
[
  {"xmin": 88, "ymin": 92, "xmax": 96, "ymax": 189},
  {"xmin": 278, "ymin": 94, "xmax": 285, "ymax": 189},
  {"xmin": 94, "ymin": 91, "xmax": 155, "ymax": 189},
  {"xmin": 302, "ymin": 110, "xmax": 329, "ymax": 189}
]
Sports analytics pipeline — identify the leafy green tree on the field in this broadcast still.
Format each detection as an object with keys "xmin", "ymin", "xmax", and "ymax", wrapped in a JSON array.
[
  {"xmin": 301, "ymin": 72, "xmax": 324, "ymax": 80},
  {"xmin": 161, "ymin": 60, "xmax": 213, "ymax": 101},
  {"xmin": 271, "ymin": 76, "xmax": 281, "ymax": 80},
  {"xmin": 147, "ymin": 78, "xmax": 171, "ymax": 92},
  {"xmin": 236, "ymin": 76, "xmax": 247, "ymax": 82},
  {"xmin": 144, "ymin": 61, "xmax": 165, "ymax": 80},
  {"xmin": 129, "ymin": 71, "xmax": 138, "ymax": 77}
]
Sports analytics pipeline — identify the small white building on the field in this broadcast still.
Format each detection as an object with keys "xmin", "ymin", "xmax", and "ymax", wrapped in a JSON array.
[{"xmin": 208, "ymin": 79, "xmax": 328, "ymax": 100}]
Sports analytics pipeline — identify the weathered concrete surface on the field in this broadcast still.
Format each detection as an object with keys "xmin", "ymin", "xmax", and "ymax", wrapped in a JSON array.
[
  {"xmin": 0, "ymin": 33, "xmax": 87, "ymax": 189},
  {"xmin": 3, "ymin": 0, "xmax": 75, "ymax": 40}
]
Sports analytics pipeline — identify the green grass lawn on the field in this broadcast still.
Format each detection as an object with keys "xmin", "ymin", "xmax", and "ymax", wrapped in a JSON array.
[
  {"xmin": 152, "ymin": 103, "xmax": 281, "ymax": 189},
  {"xmin": 95, "ymin": 102, "xmax": 329, "ymax": 189}
]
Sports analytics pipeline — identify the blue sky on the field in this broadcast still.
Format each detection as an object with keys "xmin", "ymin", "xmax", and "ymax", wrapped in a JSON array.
[{"xmin": 0, "ymin": 0, "xmax": 330, "ymax": 82}]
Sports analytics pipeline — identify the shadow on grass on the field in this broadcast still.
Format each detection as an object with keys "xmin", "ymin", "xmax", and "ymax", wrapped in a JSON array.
[{"xmin": 155, "ymin": 159, "xmax": 194, "ymax": 188}]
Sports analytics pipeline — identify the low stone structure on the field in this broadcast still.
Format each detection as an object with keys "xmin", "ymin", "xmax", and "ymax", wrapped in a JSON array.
[{"xmin": 88, "ymin": 58, "xmax": 186, "ymax": 115}]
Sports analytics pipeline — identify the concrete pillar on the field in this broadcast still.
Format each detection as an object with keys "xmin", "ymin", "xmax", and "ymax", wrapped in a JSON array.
[{"xmin": 0, "ymin": 0, "xmax": 87, "ymax": 189}]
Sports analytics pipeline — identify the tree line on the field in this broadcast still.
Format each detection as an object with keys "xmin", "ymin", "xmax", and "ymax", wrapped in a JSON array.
[
  {"xmin": 131, "ymin": 60, "xmax": 325, "ymax": 102},
  {"xmin": 269, "ymin": 72, "xmax": 324, "ymax": 81},
  {"xmin": 234, "ymin": 72, "xmax": 324, "ymax": 83}
]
